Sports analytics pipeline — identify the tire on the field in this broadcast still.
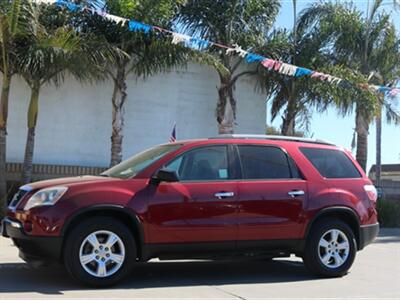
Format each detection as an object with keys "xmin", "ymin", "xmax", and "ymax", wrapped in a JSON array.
[
  {"xmin": 303, "ymin": 218, "xmax": 357, "ymax": 277},
  {"xmin": 63, "ymin": 217, "xmax": 137, "ymax": 287}
]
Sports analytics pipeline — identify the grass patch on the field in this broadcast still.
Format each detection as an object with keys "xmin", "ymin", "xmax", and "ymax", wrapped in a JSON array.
[{"xmin": 377, "ymin": 199, "xmax": 400, "ymax": 228}]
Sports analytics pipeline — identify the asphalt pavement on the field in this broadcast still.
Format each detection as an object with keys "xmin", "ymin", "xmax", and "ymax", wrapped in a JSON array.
[{"xmin": 0, "ymin": 228, "xmax": 399, "ymax": 299}]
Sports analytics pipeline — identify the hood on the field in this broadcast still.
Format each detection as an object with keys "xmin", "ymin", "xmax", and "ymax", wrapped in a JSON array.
[{"xmin": 23, "ymin": 175, "xmax": 118, "ymax": 191}]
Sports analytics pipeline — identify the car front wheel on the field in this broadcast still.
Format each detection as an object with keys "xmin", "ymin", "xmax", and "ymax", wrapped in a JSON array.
[
  {"xmin": 303, "ymin": 218, "xmax": 357, "ymax": 277},
  {"xmin": 64, "ymin": 217, "xmax": 136, "ymax": 287}
]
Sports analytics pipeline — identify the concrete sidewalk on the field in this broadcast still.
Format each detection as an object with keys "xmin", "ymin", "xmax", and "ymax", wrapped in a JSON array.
[{"xmin": 0, "ymin": 228, "xmax": 399, "ymax": 299}]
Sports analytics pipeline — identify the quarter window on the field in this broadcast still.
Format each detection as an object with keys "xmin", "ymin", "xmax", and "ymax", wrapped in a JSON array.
[
  {"xmin": 300, "ymin": 147, "xmax": 361, "ymax": 178},
  {"xmin": 237, "ymin": 146, "xmax": 292, "ymax": 179},
  {"xmin": 165, "ymin": 146, "xmax": 230, "ymax": 181}
]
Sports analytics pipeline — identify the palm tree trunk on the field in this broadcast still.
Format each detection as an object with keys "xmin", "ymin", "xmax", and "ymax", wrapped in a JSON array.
[
  {"xmin": 375, "ymin": 109, "xmax": 382, "ymax": 187},
  {"xmin": 217, "ymin": 75, "xmax": 236, "ymax": 134},
  {"xmin": 110, "ymin": 67, "xmax": 127, "ymax": 167},
  {"xmin": 0, "ymin": 74, "xmax": 11, "ymax": 213},
  {"xmin": 281, "ymin": 1, "xmax": 298, "ymax": 137},
  {"xmin": 21, "ymin": 127, "xmax": 36, "ymax": 184},
  {"xmin": 21, "ymin": 85, "xmax": 40, "ymax": 184},
  {"xmin": 355, "ymin": 107, "xmax": 369, "ymax": 171},
  {"xmin": 281, "ymin": 115, "xmax": 295, "ymax": 136},
  {"xmin": 281, "ymin": 94, "xmax": 296, "ymax": 136},
  {"xmin": 0, "ymin": 128, "xmax": 7, "ymax": 214}
]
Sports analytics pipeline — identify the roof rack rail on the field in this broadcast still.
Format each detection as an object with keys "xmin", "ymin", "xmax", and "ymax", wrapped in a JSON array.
[{"xmin": 209, "ymin": 134, "xmax": 335, "ymax": 146}]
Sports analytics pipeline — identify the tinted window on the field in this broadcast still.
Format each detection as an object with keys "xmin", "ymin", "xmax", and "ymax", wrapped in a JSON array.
[
  {"xmin": 165, "ymin": 146, "xmax": 229, "ymax": 181},
  {"xmin": 102, "ymin": 144, "xmax": 182, "ymax": 179},
  {"xmin": 300, "ymin": 148, "xmax": 361, "ymax": 178},
  {"xmin": 288, "ymin": 156, "xmax": 302, "ymax": 179},
  {"xmin": 238, "ymin": 146, "xmax": 292, "ymax": 179}
]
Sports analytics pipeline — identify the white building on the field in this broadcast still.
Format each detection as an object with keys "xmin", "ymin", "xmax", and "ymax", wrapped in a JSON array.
[{"xmin": 6, "ymin": 63, "xmax": 266, "ymax": 168}]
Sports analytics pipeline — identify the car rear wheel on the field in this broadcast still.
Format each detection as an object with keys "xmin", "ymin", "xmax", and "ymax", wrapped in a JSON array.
[
  {"xmin": 303, "ymin": 218, "xmax": 356, "ymax": 277},
  {"xmin": 64, "ymin": 217, "xmax": 136, "ymax": 287}
]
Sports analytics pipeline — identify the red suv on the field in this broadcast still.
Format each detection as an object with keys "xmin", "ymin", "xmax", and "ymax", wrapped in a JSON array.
[{"xmin": 2, "ymin": 135, "xmax": 379, "ymax": 286}]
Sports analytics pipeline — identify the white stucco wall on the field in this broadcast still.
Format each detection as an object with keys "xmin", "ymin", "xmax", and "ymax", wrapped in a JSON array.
[{"xmin": 4, "ymin": 63, "xmax": 266, "ymax": 167}]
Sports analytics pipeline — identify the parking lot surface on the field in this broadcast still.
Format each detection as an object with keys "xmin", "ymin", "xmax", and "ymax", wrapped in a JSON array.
[{"xmin": 0, "ymin": 228, "xmax": 399, "ymax": 299}]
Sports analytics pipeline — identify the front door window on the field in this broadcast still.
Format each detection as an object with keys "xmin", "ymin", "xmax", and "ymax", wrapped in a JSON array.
[{"xmin": 166, "ymin": 146, "xmax": 230, "ymax": 181}]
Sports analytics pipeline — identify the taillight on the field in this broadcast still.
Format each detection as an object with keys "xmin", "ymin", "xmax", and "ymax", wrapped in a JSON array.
[{"xmin": 364, "ymin": 185, "xmax": 378, "ymax": 202}]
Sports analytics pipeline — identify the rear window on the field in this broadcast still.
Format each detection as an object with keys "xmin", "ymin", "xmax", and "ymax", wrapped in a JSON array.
[{"xmin": 300, "ymin": 147, "xmax": 361, "ymax": 179}]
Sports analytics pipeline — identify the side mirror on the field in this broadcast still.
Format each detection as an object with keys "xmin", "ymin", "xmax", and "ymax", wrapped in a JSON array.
[{"xmin": 152, "ymin": 169, "xmax": 179, "ymax": 183}]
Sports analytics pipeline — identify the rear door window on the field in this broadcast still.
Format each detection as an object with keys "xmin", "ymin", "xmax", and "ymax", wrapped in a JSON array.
[
  {"xmin": 237, "ymin": 145, "xmax": 295, "ymax": 179},
  {"xmin": 300, "ymin": 147, "xmax": 361, "ymax": 178}
]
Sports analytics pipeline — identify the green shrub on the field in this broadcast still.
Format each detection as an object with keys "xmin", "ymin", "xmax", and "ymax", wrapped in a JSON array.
[{"xmin": 377, "ymin": 199, "xmax": 400, "ymax": 228}]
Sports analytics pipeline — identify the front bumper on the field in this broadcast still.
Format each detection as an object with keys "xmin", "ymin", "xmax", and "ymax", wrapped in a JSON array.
[
  {"xmin": 1, "ymin": 217, "xmax": 62, "ymax": 263},
  {"xmin": 359, "ymin": 222, "xmax": 380, "ymax": 250}
]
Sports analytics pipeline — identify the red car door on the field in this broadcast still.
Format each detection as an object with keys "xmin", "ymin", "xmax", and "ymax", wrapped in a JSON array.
[
  {"xmin": 146, "ymin": 145, "xmax": 238, "ymax": 244},
  {"xmin": 235, "ymin": 145, "xmax": 307, "ymax": 243}
]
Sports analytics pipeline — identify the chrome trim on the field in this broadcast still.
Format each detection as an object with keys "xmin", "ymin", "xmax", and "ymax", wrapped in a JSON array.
[
  {"xmin": 20, "ymin": 185, "xmax": 33, "ymax": 192},
  {"xmin": 288, "ymin": 190, "xmax": 305, "ymax": 197},
  {"xmin": 3, "ymin": 217, "xmax": 22, "ymax": 229},
  {"xmin": 214, "ymin": 192, "xmax": 235, "ymax": 199},
  {"xmin": 8, "ymin": 187, "xmax": 32, "ymax": 211}
]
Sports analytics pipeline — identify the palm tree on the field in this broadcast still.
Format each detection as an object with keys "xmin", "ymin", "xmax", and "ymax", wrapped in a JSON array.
[
  {"xmin": 0, "ymin": 0, "xmax": 32, "ymax": 211},
  {"xmin": 258, "ymin": 1, "xmax": 362, "ymax": 137},
  {"xmin": 361, "ymin": 0, "xmax": 400, "ymax": 175},
  {"xmin": 176, "ymin": 0, "xmax": 280, "ymax": 134},
  {"xmin": 265, "ymin": 7, "xmax": 339, "ymax": 135},
  {"xmin": 369, "ymin": 24, "xmax": 400, "ymax": 185},
  {"xmin": 18, "ymin": 3, "xmax": 115, "ymax": 184},
  {"xmin": 298, "ymin": 1, "xmax": 400, "ymax": 171},
  {"xmin": 371, "ymin": 74, "xmax": 400, "ymax": 187},
  {"xmin": 80, "ymin": 0, "xmax": 189, "ymax": 166}
]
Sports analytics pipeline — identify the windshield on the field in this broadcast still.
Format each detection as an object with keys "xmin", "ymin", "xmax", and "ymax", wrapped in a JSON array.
[{"xmin": 102, "ymin": 144, "xmax": 182, "ymax": 179}]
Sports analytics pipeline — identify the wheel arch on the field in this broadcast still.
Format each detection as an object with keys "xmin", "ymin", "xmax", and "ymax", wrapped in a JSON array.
[
  {"xmin": 305, "ymin": 206, "xmax": 361, "ymax": 250},
  {"xmin": 61, "ymin": 205, "xmax": 145, "ymax": 260}
]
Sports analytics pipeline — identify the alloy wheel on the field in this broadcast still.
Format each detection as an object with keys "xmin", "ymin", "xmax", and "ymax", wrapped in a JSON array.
[
  {"xmin": 318, "ymin": 229, "xmax": 350, "ymax": 269},
  {"xmin": 79, "ymin": 230, "xmax": 126, "ymax": 278}
]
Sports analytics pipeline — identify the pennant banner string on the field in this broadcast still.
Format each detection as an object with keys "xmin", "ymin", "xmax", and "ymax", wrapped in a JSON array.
[{"xmin": 32, "ymin": 0, "xmax": 400, "ymax": 97}]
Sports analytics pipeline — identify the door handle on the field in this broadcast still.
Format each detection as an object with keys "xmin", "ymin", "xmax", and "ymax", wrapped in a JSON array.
[
  {"xmin": 288, "ymin": 190, "xmax": 305, "ymax": 198},
  {"xmin": 214, "ymin": 192, "xmax": 235, "ymax": 199}
]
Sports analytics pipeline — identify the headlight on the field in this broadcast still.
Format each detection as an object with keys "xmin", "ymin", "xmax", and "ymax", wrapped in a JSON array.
[{"xmin": 24, "ymin": 186, "xmax": 68, "ymax": 211}]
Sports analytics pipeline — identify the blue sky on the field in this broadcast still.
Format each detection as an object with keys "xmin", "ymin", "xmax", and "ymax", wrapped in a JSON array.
[{"xmin": 272, "ymin": 0, "xmax": 400, "ymax": 171}]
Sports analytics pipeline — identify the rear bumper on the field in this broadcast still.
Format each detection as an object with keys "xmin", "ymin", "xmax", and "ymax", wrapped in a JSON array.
[
  {"xmin": 1, "ymin": 217, "xmax": 62, "ymax": 263},
  {"xmin": 359, "ymin": 222, "xmax": 379, "ymax": 250}
]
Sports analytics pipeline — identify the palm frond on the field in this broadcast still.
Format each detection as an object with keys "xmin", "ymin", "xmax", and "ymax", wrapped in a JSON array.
[
  {"xmin": 175, "ymin": 0, "xmax": 280, "ymax": 47},
  {"xmin": 190, "ymin": 51, "xmax": 230, "ymax": 79},
  {"xmin": 9, "ymin": 0, "xmax": 22, "ymax": 35},
  {"xmin": 383, "ymin": 99, "xmax": 400, "ymax": 125}
]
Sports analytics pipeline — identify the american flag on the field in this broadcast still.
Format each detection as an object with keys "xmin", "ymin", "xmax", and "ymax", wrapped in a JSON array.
[{"xmin": 169, "ymin": 123, "xmax": 177, "ymax": 143}]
